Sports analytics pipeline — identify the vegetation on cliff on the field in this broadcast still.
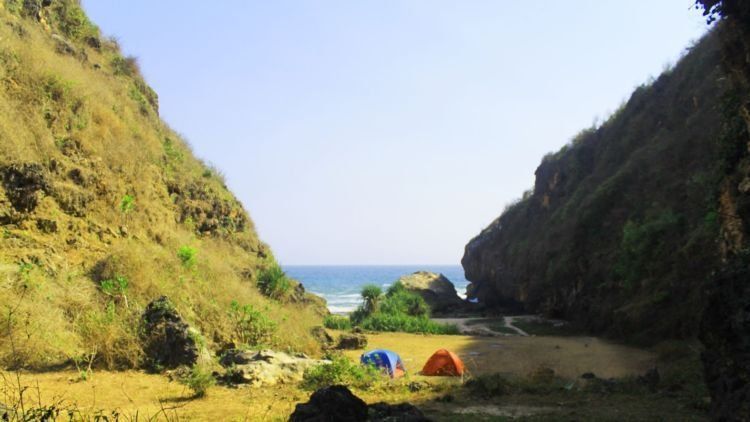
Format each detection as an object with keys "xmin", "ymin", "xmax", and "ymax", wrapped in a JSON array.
[
  {"xmin": 0, "ymin": 0, "xmax": 325, "ymax": 370},
  {"xmin": 462, "ymin": 29, "xmax": 727, "ymax": 344}
]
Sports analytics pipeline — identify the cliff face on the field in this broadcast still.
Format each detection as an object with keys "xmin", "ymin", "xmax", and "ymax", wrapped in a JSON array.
[
  {"xmin": 462, "ymin": 31, "xmax": 727, "ymax": 343},
  {"xmin": 0, "ymin": 0, "xmax": 323, "ymax": 369}
]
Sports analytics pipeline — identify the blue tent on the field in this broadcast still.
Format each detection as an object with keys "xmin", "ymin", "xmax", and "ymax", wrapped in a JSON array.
[{"xmin": 360, "ymin": 349, "xmax": 406, "ymax": 378}]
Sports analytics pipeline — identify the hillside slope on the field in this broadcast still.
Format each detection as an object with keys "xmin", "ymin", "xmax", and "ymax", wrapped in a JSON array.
[
  {"xmin": 462, "ymin": 30, "xmax": 727, "ymax": 343},
  {"xmin": 0, "ymin": 0, "xmax": 323, "ymax": 369}
]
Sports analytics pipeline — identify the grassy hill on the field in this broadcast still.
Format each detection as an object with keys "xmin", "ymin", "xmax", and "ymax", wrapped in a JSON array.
[
  {"xmin": 462, "ymin": 29, "xmax": 727, "ymax": 344},
  {"xmin": 0, "ymin": 0, "xmax": 324, "ymax": 369}
]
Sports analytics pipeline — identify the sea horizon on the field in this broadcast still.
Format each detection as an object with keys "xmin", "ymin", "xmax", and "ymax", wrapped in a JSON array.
[{"xmin": 282, "ymin": 264, "xmax": 470, "ymax": 314}]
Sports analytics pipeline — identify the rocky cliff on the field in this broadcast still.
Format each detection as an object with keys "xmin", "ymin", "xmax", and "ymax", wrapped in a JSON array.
[
  {"xmin": 0, "ymin": 0, "xmax": 323, "ymax": 369},
  {"xmin": 462, "ymin": 30, "xmax": 727, "ymax": 343}
]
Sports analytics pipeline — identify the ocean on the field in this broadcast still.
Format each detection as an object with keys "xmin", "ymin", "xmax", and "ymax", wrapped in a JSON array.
[{"xmin": 283, "ymin": 265, "xmax": 470, "ymax": 314}]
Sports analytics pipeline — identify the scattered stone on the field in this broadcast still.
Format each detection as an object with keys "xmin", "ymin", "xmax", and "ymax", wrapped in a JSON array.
[
  {"xmin": 336, "ymin": 333, "xmax": 367, "ymax": 350},
  {"xmin": 311, "ymin": 326, "xmax": 334, "ymax": 348},
  {"xmin": 397, "ymin": 271, "xmax": 465, "ymax": 314},
  {"xmin": 218, "ymin": 349, "xmax": 325, "ymax": 387},
  {"xmin": 141, "ymin": 296, "xmax": 198, "ymax": 370},
  {"xmin": 580, "ymin": 372, "xmax": 596, "ymax": 380},
  {"xmin": 36, "ymin": 218, "xmax": 57, "ymax": 233},
  {"xmin": 290, "ymin": 385, "xmax": 368, "ymax": 422}
]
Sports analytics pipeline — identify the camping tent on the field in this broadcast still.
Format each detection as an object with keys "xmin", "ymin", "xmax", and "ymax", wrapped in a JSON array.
[
  {"xmin": 422, "ymin": 349, "xmax": 465, "ymax": 376},
  {"xmin": 360, "ymin": 349, "xmax": 406, "ymax": 378}
]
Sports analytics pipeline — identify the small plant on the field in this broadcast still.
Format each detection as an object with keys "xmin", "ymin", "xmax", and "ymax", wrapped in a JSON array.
[
  {"xmin": 360, "ymin": 284, "xmax": 383, "ymax": 315},
  {"xmin": 119, "ymin": 194, "xmax": 135, "ymax": 214},
  {"xmin": 301, "ymin": 354, "xmax": 380, "ymax": 391},
  {"xmin": 177, "ymin": 245, "xmax": 197, "ymax": 269},
  {"xmin": 228, "ymin": 301, "xmax": 277, "ymax": 346},
  {"xmin": 323, "ymin": 315, "xmax": 352, "ymax": 330},
  {"xmin": 181, "ymin": 364, "xmax": 215, "ymax": 398},
  {"xmin": 99, "ymin": 274, "xmax": 129, "ymax": 308},
  {"xmin": 257, "ymin": 264, "xmax": 291, "ymax": 300}
]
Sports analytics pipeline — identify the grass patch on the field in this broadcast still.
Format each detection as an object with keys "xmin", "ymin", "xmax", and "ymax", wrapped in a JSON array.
[
  {"xmin": 301, "ymin": 354, "xmax": 380, "ymax": 391},
  {"xmin": 323, "ymin": 315, "xmax": 352, "ymax": 330},
  {"xmin": 257, "ymin": 263, "xmax": 291, "ymax": 300}
]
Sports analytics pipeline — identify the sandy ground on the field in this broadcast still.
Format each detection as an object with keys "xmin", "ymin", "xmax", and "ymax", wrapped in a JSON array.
[{"xmin": 1, "ymin": 332, "xmax": 657, "ymax": 420}]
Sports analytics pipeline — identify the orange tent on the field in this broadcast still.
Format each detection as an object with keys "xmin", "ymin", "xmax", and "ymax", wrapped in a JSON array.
[{"xmin": 421, "ymin": 349, "xmax": 465, "ymax": 376}]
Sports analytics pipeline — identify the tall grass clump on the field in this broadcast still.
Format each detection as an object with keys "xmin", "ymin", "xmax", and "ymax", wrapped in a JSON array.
[
  {"xmin": 302, "ymin": 354, "xmax": 380, "ymax": 391},
  {"xmin": 323, "ymin": 315, "xmax": 352, "ymax": 330},
  {"xmin": 228, "ymin": 301, "xmax": 277, "ymax": 347},
  {"xmin": 257, "ymin": 263, "xmax": 291, "ymax": 300}
]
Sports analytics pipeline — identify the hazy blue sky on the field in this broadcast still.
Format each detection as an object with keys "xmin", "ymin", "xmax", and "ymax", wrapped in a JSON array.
[{"xmin": 83, "ymin": 1, "xmax": 709, "ymax": 265}]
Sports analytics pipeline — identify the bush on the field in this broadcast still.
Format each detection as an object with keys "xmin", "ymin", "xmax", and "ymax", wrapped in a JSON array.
[
  {"xmin": 182, "ymin": 364, "xmax": 215, "ymax": 398},
  {"xmin": 228, "ymin": 301, "xmax": 277, "ymax": 347},
  {"xmin": 119, "ymin": 194, "xmax": 135, "ymax": 214},
  {"xmin": 257, "ymin": 264, "xmax": 291, "ymax": 300},
  {"xmin": 177, "ymin": 245, "xmax": 197, "ymax": 269},
  {"xmin": 301, "ymin": 354, "xmax": 380, "ymax": 391},
  {"xmin": 323, "ymin": 315, "xmax": 352, "ymax": 330},
  {"xmin": 351, "ymin": 282, "xmax": 457, "ymax": 334},
  {"xmin": 359, "ymin": 313, "xmax": 458, "ymax": 335}
]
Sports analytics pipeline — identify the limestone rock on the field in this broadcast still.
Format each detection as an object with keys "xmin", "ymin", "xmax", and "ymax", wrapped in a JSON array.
[
  {"xmin": 141, "ymin": 296, "xmax": 198, "ymax": 370},
  {"xmin": 219, "ymin": 349, "xmax": 326, "ymax": 387},
  {"xmin": 311, "ymin": 326, "xmax": 334, "ymax": 348},
  {"xmin": 397, "ymin": 271, "xmax": 464, "ymax": 314},
  {"xmin": 336, "ymin": 333, "xmax": 367, "ymax": 350}
]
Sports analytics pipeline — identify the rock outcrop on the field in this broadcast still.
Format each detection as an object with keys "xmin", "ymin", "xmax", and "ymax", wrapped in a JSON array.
[
  {"xmin": 462, "ymin": 30, "xmax": 726, "ymax": 343},
  {"xmin": 141, "ymin": 296, "xmax": 199, "ymax": 370},
  {"xmin": 397, "ymin": 271, "xmax": 464, "ymax": 315},
  {"xmin": 219, "ymin": 349, "xmax": 325, "ymax": 387}
]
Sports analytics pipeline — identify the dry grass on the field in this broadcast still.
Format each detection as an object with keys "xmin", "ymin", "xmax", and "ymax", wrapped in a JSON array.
[{"xmin": 0, "ymin": 3, "xmax": 323, "ymax": 370}]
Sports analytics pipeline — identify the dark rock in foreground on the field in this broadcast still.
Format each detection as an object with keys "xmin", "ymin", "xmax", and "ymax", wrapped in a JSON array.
[
  {"xmin": 290, "ymin": 385, "xmax": 430, "ymax": 422},
  {"xmin": 141, "ymin": 296, "xmax": 198, "ymax": 370}
]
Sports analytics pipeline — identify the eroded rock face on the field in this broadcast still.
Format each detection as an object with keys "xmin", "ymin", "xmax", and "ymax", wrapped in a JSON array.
[
  {"xmin": 0, "ymin": 163, "xmax": 50, "ymax": 213},
  {"xmin": 397, "ymin": 271, "xmax": 464, "ymax": 314},
  {"xmin": 219, "ymin": 349, "xmax": 325, "ymax": 387},
  {"xmin": 141, "ymin": 296, "xmax": 198, "ymax": 370}
]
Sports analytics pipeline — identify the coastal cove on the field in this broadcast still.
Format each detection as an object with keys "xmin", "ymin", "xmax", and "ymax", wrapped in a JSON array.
[{"xmin": 284, "ymin": 265, "xmax": 470, "ymax": 314}]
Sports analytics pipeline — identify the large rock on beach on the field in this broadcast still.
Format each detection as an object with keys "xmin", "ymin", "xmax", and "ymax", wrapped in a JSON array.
[
  {"xmin": 397, "ymin": 271, "xmax": 464, "ymax": 314},
  {"xmin": 219, "ymin": 349, "xmax": 325, "ymax": 387}
]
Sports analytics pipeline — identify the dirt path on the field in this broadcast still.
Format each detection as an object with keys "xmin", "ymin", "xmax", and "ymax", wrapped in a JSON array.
[{"xmin": 433, "ymin": 316, "xmax": 530, "ymax": 336}]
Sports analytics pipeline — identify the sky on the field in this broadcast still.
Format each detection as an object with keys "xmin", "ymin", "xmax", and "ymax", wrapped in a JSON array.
[{"xmin": 82, "ymin": 1, "xmax": 709, "ymax": 265}]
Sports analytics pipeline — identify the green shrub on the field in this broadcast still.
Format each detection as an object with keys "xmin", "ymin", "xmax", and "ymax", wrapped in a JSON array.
[
  {"xmin": 359, "ymin": 313, "xmax": 458, "ymax": 335},
  {"xmin": 182, "ymin": 364, "xmax": 215, "ymax": 398},
  {"xmin": 323, "ymin": 315, "xmax": 352, "ymax": 330},
  {"xmin": 228, "ymin": 301, "xmax": 277, "ymax": 347},
  {"xmin": 111, "ymin": 56, "xmax": 140, "ymax": 77},
  {"xmin": 301, "ymin": 354, "xmax": 380, "ymax": 391},
  {"xmin": 257, "ymin": 264, "xmax": 291, "ymax": 300},
  {"xmin": 177, "ymin": 245, "xmax": 197, "ymax": 269},
  {"xmin": 119, "ymin": 194, "xmax": 135, "ymax": 214},
  {"xmin": 351, "ymin": 281, "xmax": 457, "ymax": 334},
  {"xmin": 99, "ymin": 275, "xmax": 128, "ymax": 296}
]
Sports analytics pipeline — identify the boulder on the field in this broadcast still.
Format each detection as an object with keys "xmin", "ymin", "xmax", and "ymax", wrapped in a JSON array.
[
  {"xmin": 369, "ymin": 402, "xmax": 430, "ymax": 421},
  {"xmin": 0, "ymin": 163, "xmax": 50, "ymax": 213},
  {"xmin": 219, "ymin": 349, "xmax": 325, "ymax": 387},
  {"xmin": 141, "ymin": 296, "xmax": 198, "ymax": 370},
  {"xmin": 290, "ymin": 385, "xmax": 368, "ymax": 422},
  {"xmin": 336, "ymin": 333, "xmax": 367, "ymax": 350},
  {"xmin": 397, "ymin": 271, "xmax": 464, "ymax": 314},
  {"xmin": 290, "ymin": 385, "xmax": 431, "ymax": 422}
]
